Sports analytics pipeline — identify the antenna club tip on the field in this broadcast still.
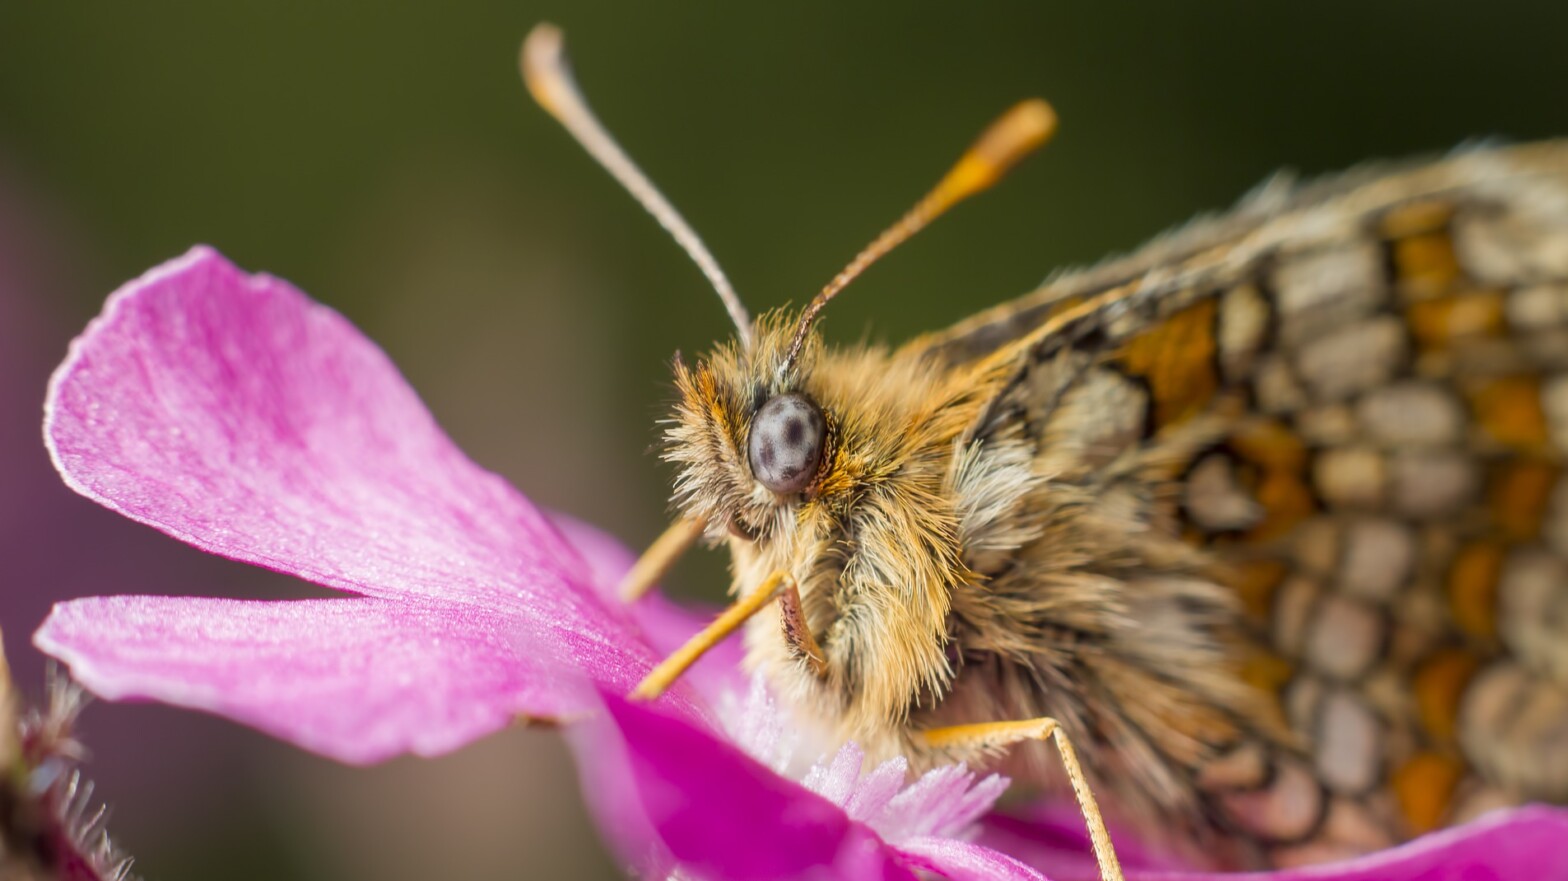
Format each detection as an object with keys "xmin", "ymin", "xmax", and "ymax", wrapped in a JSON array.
[
  {"xmin": 1013, "ymin": 98, "xmax": 1057, "ymax": 125},
  {"xmin": 936, "ymin": 97, "xmax": 1058, "ymax": 198},
  {"xmin": 1008, "ymin": 98, "xmax": 1059, "ymax": 144},
  {"xmin": 521, "ymin": 22, "xmax": 567, "ymax": 111},
  {"xmin": 521, "ymin": 22, "xmax": 564, "ymax": 68},
  {"xmin": 977, "ymin": 98, "xmax": 1058, "ymax": 165}
]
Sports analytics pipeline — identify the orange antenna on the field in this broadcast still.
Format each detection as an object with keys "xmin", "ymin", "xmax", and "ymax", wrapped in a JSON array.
[
  {"xmin": 522, "ymin": 24, "xmax": 754, "ymax": 349},
  {"xmin": 781, "ymin": 99, "xmax": 1058, "ymax": 372}
]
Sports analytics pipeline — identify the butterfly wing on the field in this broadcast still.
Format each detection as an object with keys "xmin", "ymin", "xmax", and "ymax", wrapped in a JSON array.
[{"xmin": 908, "ymin": 142, "xmax": 1568, "ymax": 865}]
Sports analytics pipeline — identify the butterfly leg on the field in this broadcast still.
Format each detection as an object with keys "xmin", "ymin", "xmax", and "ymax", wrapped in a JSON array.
[
  {"xmin": 617, "ymin": 516, "xmax": 707, "ymax": 602},
  {"xmin": 631, "ymin": 570, "xmax": 787, "ymax": 700},
  {"xmin": 920, "ymin": 717, "xmax": 1125, "ymax": 881}
]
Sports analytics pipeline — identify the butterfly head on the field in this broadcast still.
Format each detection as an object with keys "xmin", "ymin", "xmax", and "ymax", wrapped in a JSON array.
[
  {"xmin": 521, "ymin": 22, "xmax": 1053, "ymax": 548},
  {"xmin": 664, "ymin": 312, "xmax": 837, "ymax": 544}
]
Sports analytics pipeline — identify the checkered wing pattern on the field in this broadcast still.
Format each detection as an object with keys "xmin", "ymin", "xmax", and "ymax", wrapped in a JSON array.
[{"xmin": 912, "ymin": 143, "xmax": 1568, "ymax": 866}]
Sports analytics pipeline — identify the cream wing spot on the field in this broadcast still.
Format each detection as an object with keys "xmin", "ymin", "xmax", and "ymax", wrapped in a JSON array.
[
  {"xmin": 1042, "ymin": 367, "xmax": 1149, "ymax": 468},
  {"xmin": 1315, "ymin": 688, "xmax": 1383, "ymax": 794},
  {"xmin": 1294, "ymin": 316, "xmax": 1408, "ymax": 402},
  {"xmin": 1356, "ymin": 381, "xmax": 1465, "ymax": 448},
  {"xmin": 1501, "ymin": 679, "xmax": 1568, "ymax": 800},
  {"xmin": 1505, "ymin": 283, "xmax": 1568, "ymax": 330},
  {"xmin": 1219, "ymin": 758, "xmax": 1326, "ymax": 842},
  {"xmin": 1218, "ymin": 283, "xmax": 1271, "ymax": 380},
  {"xmin": 1452, "ymin": 184, "xmax": 1568, "ymax": 285},
  {"xmin": 1389, "ymin": 450, "xmax": 1480, "ymax": 518},
  {"xmin": 1313, "ymin": 447, "xmax": 1387, "ymax": 510},
  {"xmin": 1271, "ymin": 241, "xmax": 1387, "ymax": 346},
  {"xmin": 1296, "ymin": 404, "xmax": 1359, "ymax": 446},
  {"xmin": 1305, "ymin": 594, "xmax": 1384, "ymax": 681},
  {"xmin": 1459, "ymin": 662, "xmax": 1530, "ymax": 787},
  {"xmin": 1497, "ymin": 548, "xmax": 1568, "ymax": 681},
  {"xmin": 1339, "ymin": 518, "xmax": 1415, "ymax": 602},
  {"xmin": 1185, "ymin": 454, "xmax": 1263, "ymax": 531},
  {"xmin": 1253, "ymin": 354, "xmax": 1309, "ymax": 414}
]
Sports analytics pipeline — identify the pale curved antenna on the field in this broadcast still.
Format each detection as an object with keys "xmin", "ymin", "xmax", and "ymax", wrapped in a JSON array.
[
  {"xmin": 521, "ymin": 23, "xmax": 754, "ymax": 350},
  {"xmin": 782, "ymin": 99, "xmax": 1058, "ymax": 373}
]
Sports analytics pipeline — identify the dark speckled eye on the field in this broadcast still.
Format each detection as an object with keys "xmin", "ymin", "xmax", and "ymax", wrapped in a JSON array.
[{"xmin": 748, "ymin": 393, "xmax": 825, "ymax": 494}]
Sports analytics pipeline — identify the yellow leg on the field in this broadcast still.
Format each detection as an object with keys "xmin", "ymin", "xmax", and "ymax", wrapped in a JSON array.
[
  {"xmin": 618, "ymin": 516, "xmax": 707, "ymax": 602},
  {"xmin": 921, "ymin": 717, "xmax": 1125, "ymax": 881},
  {"xmin": 630, "ymin": 571, "xmax": 787, "ymax": 701}
]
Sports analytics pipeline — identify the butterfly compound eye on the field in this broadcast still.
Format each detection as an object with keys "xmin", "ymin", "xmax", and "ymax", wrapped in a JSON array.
[{"xmin": 748, "ymin": 393, "xmax": 826, "ymax": 495}]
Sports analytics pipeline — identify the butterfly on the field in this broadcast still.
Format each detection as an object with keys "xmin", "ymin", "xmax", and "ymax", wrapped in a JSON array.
[{"xmin": 524, "ymin": 22, "xmax": 1568, "ymax": 874}]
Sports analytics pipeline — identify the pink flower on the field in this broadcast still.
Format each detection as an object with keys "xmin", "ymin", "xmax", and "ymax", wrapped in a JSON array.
[
  {"xmin": 34, "ymin": 247, "xmax": 1568, "ymax": 880},
  {"xmin": 36, "ymin": 245, "xmax": 707, "ymax": 762}
]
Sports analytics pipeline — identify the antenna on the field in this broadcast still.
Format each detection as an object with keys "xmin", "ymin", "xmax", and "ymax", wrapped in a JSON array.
[
  {"xmin": 781, "ymin": 99, "xmax": 1057, "ymax": 372},
  {"xmin": 521, "ymin": 23, "xmax": 754, "ymax": 349}
]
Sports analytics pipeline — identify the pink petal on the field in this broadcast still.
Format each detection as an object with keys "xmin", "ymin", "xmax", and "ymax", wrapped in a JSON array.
[
  {"xmin": 578, "ymin": 692, "xmax": 919, "ymax": 881},
  {"xmin": 35, "ymin": 594, "xmax": 623, "ymax": 764},
  {"xmin": 1144, "ymin": 805, "xmax": 1568, "ymax": 881},
  {"xmin": 845, "ymin": 756, "xmax": 910, "ymax": 823},
  {"xmin": 36, "ymin": 248, "xmax": 712, "ymax": 758},
  {"xmin": 46, "ymin": 246, "xmax": 576, "ymax": 615},
  {"xmin": 983, "ymin": 801, "xmax": 1568, "ymax": 881},
  {"xmin": 881, "ymin": 764, "xmax": 1009, "ymax": 841},
  {"xmin": 898, "ymin": 837, "xmax": 1051, "ymax": 881}
]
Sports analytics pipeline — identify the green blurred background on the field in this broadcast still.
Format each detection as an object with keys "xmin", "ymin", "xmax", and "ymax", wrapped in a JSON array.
[{"xmin": 1, "ymin": 2, "xmax": 1565, "ymax": 879}]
